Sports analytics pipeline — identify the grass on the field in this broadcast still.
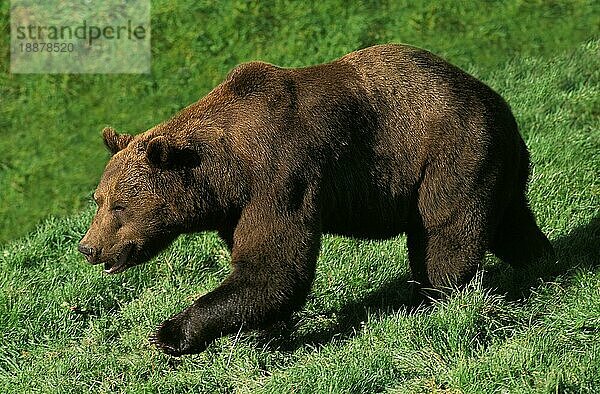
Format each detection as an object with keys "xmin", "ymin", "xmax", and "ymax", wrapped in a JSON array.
[{"xmin": 1, "ymin": 1, "xmax": 599, "ymax": 392}]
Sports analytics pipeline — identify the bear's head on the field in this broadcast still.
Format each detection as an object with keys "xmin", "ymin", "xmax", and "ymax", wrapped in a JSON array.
[{"xmin": 78, "ymin": 126, "xmax": 211, "ymax": 274}]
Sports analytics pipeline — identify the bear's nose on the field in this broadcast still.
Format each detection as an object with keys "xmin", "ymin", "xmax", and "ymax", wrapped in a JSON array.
[{"xmin": 78, "ymin": 243, "xmax": 98, "ymax": 263}]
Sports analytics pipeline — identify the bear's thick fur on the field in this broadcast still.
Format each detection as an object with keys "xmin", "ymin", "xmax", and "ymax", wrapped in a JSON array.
[{"xmin": 79, "ymin": 44, "xmax": 554, "ymax": 356}]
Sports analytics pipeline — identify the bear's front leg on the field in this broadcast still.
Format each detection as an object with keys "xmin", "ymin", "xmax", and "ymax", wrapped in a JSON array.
[
  {"xmin": 150, "ymin": 266, "xmax": 314, "ymax": 356},
  {"xmin": 150, "ymin": 199, "xmax": 321, "ymax": 356}
]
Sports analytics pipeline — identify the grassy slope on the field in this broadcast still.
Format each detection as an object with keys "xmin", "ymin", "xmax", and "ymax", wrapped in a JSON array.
[
  {"xmin": 0, "ymin": 0, "xmax": 599, "ymax": 244},
  {"xmin": 1, "ymin": 30, "xmax": 599, "ymax": 394},
  {"xmin": 0, "ymin": 1, "xmax": 599, "ymax": 393}
]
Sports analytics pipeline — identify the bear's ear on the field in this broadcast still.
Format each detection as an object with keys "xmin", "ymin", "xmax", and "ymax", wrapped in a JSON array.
[
  {"xmin": 103, "ymin": 127, "xmax": 133, "ymax": 155},
  {"xmin": 146, "ymin": 136, "xmax": 200, "ymax": 168}
]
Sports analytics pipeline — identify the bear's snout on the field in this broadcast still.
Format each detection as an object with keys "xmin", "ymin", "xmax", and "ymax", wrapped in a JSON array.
[{"xmin": 78, "ymin": 243, "xmax": 100, "ymax": 264}]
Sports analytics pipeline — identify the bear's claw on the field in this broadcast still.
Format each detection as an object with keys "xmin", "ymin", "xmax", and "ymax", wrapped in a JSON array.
[{"xmin": 149, "ymin": 319, "xmax": 189, "ymax": 357}]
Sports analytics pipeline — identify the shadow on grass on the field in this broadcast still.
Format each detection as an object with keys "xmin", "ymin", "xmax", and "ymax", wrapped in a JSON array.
[
  {"xmin": 258, "ymin": 271, "xmax": 414, "ymax": 352},
  {"xmin": 483, "ymin": 215, "xmax": 600, "ymax": 300},
  {"xmin": 261, "ymin": 216, "xmax": 600, "ymax": 352}
]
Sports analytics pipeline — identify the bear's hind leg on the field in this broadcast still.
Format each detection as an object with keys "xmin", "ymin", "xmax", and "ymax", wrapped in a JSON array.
[
  {"xmin": 407, "ymin": 203, "xmax": 487, "ymax": 292},
  {"xmin": 490, "ymin": 196, "xmax": 555, "ymax": 268}
]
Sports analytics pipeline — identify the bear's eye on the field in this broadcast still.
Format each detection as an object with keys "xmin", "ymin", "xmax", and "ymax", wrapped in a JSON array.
[{"xmin": 113, "ymin": 205, "xmax": 125, "ymax": 212}]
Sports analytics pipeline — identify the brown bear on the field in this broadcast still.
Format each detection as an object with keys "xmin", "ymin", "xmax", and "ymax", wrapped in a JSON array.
[{"xmin": 79, "ymin": 44, "xmax": 554, "ymax": 356}]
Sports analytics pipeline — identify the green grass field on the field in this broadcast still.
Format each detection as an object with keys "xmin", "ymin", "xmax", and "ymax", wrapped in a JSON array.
[{"xmin": 1, "ymin": 1, "xmax": 599, "ymax": 392}]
